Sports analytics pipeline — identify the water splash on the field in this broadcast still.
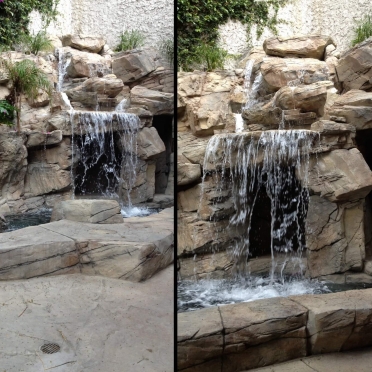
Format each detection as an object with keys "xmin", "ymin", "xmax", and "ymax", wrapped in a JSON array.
[
  {"xmin": 234, "ymin": 113, "xmax": 244, "ymax": 133},
  {"xmin": 115, "ymin": 98, "xmax": 128, "ymax": 112}
]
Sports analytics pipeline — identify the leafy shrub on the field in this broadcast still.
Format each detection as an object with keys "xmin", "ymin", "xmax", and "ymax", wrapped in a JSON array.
[
  {"xmin": 352, "ymin": 14, "xmax": 372, "ymax": 46},
  {"xmin": 193, "ymin": 43, "xmax": 228, "ymax": 71},
  {"xmin": 159, "ymin": 38, "xmax": 174, "ymax": 66},
  {"xmin": 0, "ymin": 100, "xmax": 16, "ymax": 126},
  {"xmin": 115, "ymin": 30, "xmax": 145, "ymax": 52},
  {"xmin": 16, "ymin": 31, "xmax": 54, "ymax": 55},
  {"xmin": 0, "ymin": 0, "xmax": 59, "ymax": 47},
  {"xmin": 1, "ymin": 58, "xmax": 52, "ymax": 132},
  {"xmin": 177, "ymin": 0, "xmax": 287, "ymax": 71}
]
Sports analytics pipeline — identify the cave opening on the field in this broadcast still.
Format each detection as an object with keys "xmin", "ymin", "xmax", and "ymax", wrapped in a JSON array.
[
  {"xmin": 356, "ymin": 129, "xmax": 372, "ymax": 259},
  {"xmin": 152, "ymin": 115, "xmax": 173, "ymax": 194},
  {"xmin": 74, "ymin": 132, "xmax": 123, "ymax": 197}
]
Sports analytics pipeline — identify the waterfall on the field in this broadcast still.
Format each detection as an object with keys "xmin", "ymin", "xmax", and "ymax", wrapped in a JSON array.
[
  {"xmin": 201, "ymin": 130, "xmax": 316, "ymax": 279},
  {"xmin": 56, "ymin": 48, "xmax": 71, "ymax": 92},
  {"xmin": 71, "ymin": 111, "xmax": 139, "ymax": 205}
]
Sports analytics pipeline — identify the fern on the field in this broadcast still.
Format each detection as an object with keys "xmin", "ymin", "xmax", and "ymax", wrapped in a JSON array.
[
  {"xmin": 16, "ymin": 31, "xmax": 54, "ymax": 55},
  {"xmin": 0, "ymin": 100, "xmax": 16, "ymax": 126}
]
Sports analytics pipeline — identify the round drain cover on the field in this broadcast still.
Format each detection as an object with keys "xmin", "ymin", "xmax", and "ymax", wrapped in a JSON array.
[{"xmin": 40, "ymin": 343, "xmax": 60, "ymax": 354}]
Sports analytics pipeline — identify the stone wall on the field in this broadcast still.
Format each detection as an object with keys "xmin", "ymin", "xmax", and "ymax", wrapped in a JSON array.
[
  {"xmin": 218, "ymin": 0, "xmax": 372, "ymax": 56},
  {"xmin": 29, "ymin": 0, "xmax": 174, "ymax": 50}
]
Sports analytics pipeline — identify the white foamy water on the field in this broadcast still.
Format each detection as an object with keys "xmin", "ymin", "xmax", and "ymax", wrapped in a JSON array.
[
  {"xmin": 234, "ymin": 113, "xmax": 244, "ymax": 133},
  {"xmin": 121, "ymin": 206, "xmax": 158, "ymax": 218},
  {"xmin": 178, "ymin": 278, "xmax": 330, "ymax": 312}
]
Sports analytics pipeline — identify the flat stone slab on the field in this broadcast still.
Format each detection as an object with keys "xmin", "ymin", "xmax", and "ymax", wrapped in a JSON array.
[
  {"xmin": 51, "ymin": 199, "xmax": 124, "ymax": 224},
  {"xmin": 0, "ymin": 266, "xmax": 173, "ymax": 371},
  {"xmin": 0, "ymin": 208, "xmax": 174, "ymax": 282},
  {"xmin": 178, "ymin": 288, "xmax": 372, "ymax": 371},
  {"xmin": 249, "ymin": 346, "xmax": 372, "ymax": 372}
]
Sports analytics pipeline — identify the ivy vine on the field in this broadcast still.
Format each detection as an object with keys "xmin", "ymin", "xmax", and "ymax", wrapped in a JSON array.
[
  {"xmin": 0, "ymin": 0, "xmax": 59, "ymax": 46},
  {"xmin": 177, "ymin": 0, "xmax": 287, "ymax": 70}
]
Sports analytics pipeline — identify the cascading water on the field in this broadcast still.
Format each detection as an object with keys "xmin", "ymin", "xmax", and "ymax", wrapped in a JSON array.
[
  {"xmin": 56, "ymin": 52, "xmax": 146, "ymax": 216},
  {"xmin": 56, "ymin": 48, "xmax": 71, "ymax": 92},
  {"xmin": 178, "ymin": 130, "xmax": 330, "ymax": 312}
]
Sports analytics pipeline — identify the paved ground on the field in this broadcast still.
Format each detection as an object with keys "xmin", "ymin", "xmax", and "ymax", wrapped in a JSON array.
[
  {"xmin": 0, "ymin": 265, "xmax": 173, "ymax": 371},
  {"xmin": 249, "ymin": 346, "xmax": 372, "ymax": 372}
]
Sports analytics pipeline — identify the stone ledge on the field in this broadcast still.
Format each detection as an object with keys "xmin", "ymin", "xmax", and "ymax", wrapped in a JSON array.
[{"xmin": 178, "ymin": 288, "xmax": 372, "ymax": 371}]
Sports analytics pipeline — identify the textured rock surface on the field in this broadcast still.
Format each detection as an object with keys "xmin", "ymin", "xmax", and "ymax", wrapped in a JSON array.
[
  {"xmin": 261, "ymin": 57, "xmax": 329, "ymax": 90},
  {"xmin": 130, "ymin": 85, "xmax": 174, "ymax": 115},
  {"xmin": 263, "ymin": 35, "xmax": 334, "ymax": 59},
  {"xmin": 307, "ymin": 148, "xmax": 372, "ymax": 202},
  {"xmin": 51, "ymin": 199, "xmax": 123, "ymax": 223},
  {"xmin": 178, "ymin": 71, "xmax": 238, "ymax": 135},
  {"xmin": 178, "ymin": 289, "xmax": 372, "ymax": 371},
  {"xmin": 137, "ymin": 127, "xmax": 166, "ymax": 160},
  {"xmin": 0, "ymin": 266, "xmax": 173, "ymax": 372},
  {"xmin": 336, "ymin": 38, "xmax": 372, "ymax": 92},
  {"xmin": 326, "ymin": 90, "xmax": 372, "ymax": 130},
  {"xmin": 62, "ymin": 34, "xmax": 106, "ymax": 53},
  {"xmin": 177, "ymin": 163, "xmax": 201, "ymax": 186},
  {"xmin": 26, "ymin": 130, "xmax": 63, "ymax": 148},
  {"xmin": 0, "ymin": 208, "xmax": 173, "ymax": 282}
]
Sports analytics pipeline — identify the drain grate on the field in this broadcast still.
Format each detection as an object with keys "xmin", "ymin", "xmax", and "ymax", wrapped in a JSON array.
[{"xmin": 40, "ymin": 343, "xmax": 60, "ymax": 354}]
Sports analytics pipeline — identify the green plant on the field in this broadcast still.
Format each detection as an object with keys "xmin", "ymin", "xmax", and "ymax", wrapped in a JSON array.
[
  {"xmin": 0, "ymin": 0, "xmax": 59, "ymax": 47},
  {"xmin": 159, "ymin": 38, "xmax": 174, "ymax": 66},
  {"xmin": 16, "ymin": 31, "xmax": 54, "ymax": 55},
  {"xmin": 193, "ymin": 43, "xmax": 228, "ymax": 71},
  {"xmin": 177, "ymin": 0, "xmax": 287, "ymax": 71},
  {"xmin": 0, "ymin": 100, "xmax": 16, "ymax": 126},
  {"xmin": 352, "ymin": 14, "xmax": 372, "ymax": 46},
  {"xmin": 1, "ymin": 58, "xmax": 52, "ymax": 132},
  {"xmin": 115, "ymin": 30, "xmax": 146, "ymax": 52}
]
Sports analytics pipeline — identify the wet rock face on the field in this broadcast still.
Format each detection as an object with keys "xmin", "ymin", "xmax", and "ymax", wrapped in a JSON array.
[{"xmin": 263, "ymin": 35, "xmax": 334, "ymax": 59}]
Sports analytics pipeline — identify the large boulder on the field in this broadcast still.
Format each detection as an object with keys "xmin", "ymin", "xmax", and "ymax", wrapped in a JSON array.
[
  {"xmin": 307, "ymin": 148, "xmax": 372, "ymax": 202},
  {"xmin": 26, "ymin": 130, "xmax": 63, "ymax": 148},
  {"xmin": 274, "ymin": 81, "xmax": 331, "ymax": 116},
  {"xmin": 137, "ymin": 127, "xmax": 166, "ymax": 159},
  {"xmin": 260, "ymin": 57, "xmax": 329, "ymax": 90},
  {"xmin": 112, "ymin": 49, "xmax": 158, "ymax": 83},
  {"xmin": 263, "ymin": 35, "xmax": 334, "ymax": 59},
  {"xmin": 336, "ymin": 37, "xmax": 372, "ymax": 92},
  {"xmin": 178, "ymin": 71, "xmax": 239, "ymax": 135},
  {"xmin": 326, "ymin": 89, "xmax": 372, "ymax": 130},
  {"xmin": 177, "ymin": 163, "xmax": 201, "ymax": 186},
  {"xmin": 51, "ymin": 199, "xmax": 123, "ymax": 224},
  {"xmin": 66, "ymin": 48, "xmax": 111, "ymax": 78},
  {"xmin": 62, "ymin": 34, "xmax": 106, "ymax": 53},
  {"xmin": 177, "ymin": 132, "xmax": 211, "ymax": 166},
  {"xmin": 130, "ymin": 85, "xmax": 174, "ymax": 115},
  {"xmin": 306, "ymin": 196, "xmax": 365, "ymax": 277}
]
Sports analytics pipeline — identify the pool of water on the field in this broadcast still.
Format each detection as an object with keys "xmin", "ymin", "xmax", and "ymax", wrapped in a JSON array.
[
  {"xmin": 177, "ymin": 276, "xmax": 372, "ymax": 312},
  {"xmin": 1, "ymin": 209, "xmax": 52, "ymax": 233}
]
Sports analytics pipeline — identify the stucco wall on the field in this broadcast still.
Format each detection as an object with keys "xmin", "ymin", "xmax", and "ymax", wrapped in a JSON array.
[
  {"xmin": 218, "ymin": 0, "xmax": 372, "ymax": 56},
  {"xmin": 29, "ymin": 0, "xmax": 174, "ymax": 50}
]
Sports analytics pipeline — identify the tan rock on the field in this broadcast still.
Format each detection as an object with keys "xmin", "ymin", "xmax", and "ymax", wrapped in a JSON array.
[
  {"xmin": 307, "ymin": 148, "xmax": 372, "ymax": 202},
  {"xmin": 66, "ymin": 48, "xmax": 111, "ymax": 78},
  {"xmin": 177, "ymin": 184, "xmax": 202, "ymax": 212},
  {"xmin": 51, "ymin": 199, "xmax": 123, "ymax": 224},
  {"xmin": 26, "ymin": 130, "xmax": 63, "ymax": 148},
  {"xmin": 336, "ymin": 37, "xmax": 372, "ymax": 91},
  {"xmin": 24, "ymin": 163, "xmax": 71, "ymax": 197},
  {"xmin": 62, "ymin": 34, "xmax": 105, "ymax": 53},
  {"xmin": 260, "ymin": 57, "xmax": 329, "ymax": 90},
  {"xmin": 274, "ymin": 81, "xmax": 331, "ymax": 116},
  {"xmin": 112, "ymin": 49, "xmax": 158, "ymax": 83},
  {"xmin": 130, "ymin": 85, "xmax": 173, "ymax": 115},
  {"xmin": 177, "ymin": 163, "xmax": 201, "ymax": 186},
  {"xmin": 263, "ymin": 35, "xmax": 334, "ymax": 59},
  {"xmin": 326, "ymin": 89, "xmax": 372, "ymax": 130},
  {"xmin": 137, "ymin": 127, "xmax": 166, "ymax": 159}
]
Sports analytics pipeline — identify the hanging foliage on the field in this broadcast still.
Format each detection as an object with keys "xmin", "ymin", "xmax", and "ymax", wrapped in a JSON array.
[
  {"xmin": 0, "ymin": 0, "xmax": 59, "ymax": 46},
  {"xmin": 177, "ymin": 0, "xmax": 287, "ymax": 70}
]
